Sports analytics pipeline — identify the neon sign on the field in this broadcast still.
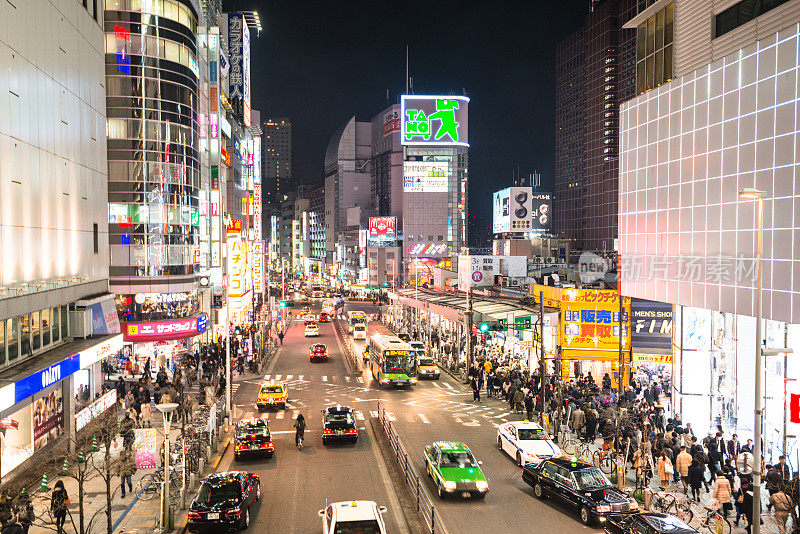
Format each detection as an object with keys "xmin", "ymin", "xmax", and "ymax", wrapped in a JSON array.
[{"xmin": 401, "ymin": 95, "xmax": 469, "ymax": 147}]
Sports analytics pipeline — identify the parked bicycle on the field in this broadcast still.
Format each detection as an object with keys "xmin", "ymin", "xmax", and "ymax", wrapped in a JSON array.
[
  {"xmin": 690, "ymin": 503, "xmax": 731, "ymax": 534},
  {"xmin": 135, "ymin": 466, "xmax": 182, "ymax": 501}
]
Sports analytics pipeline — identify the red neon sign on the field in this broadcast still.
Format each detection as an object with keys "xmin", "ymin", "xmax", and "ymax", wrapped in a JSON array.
[{"xmin": 114, "ymin": 25, "xmax": 131, "ymax": 42}]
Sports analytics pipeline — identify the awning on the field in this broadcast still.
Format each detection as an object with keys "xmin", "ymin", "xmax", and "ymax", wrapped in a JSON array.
[{"xmin": 560, "ymin": 350, "xmax": 621, "ymax": 361}]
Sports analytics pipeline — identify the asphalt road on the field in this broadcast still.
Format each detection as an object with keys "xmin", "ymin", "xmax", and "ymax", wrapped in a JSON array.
[{"xmin": 211, "ymin": 297, "xmax": 604, "ymax": 533}]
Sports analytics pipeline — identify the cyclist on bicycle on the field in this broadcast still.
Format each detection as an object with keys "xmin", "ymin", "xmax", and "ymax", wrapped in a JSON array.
[{"xmin": 294, "ymin": 414, "xmax": 306, "ymax": 448}]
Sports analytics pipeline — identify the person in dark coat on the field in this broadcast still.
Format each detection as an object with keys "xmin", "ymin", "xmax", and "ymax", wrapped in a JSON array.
[
  {"xmin": 50, "ymin": 480, "xmax": 69, "ymax": 534},
  {"xmin": 741, "ymin": 480, "xmax": 756, "ymax": 534},
  {"xmin": 688, "ymin": 459, "xmax": 704, "ymax": 502}
]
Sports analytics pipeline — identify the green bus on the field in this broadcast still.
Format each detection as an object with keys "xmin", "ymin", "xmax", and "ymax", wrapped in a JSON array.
[{"xmin": 367, "ymin": 333, "xmax": 417, "ymax": 387}]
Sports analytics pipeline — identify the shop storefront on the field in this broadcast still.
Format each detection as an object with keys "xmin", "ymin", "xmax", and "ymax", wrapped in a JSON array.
[
  {"xmin": 115, "ymin": 315, "xmax": 208, "ymax": 377},
  {"xmin": 0, "ymin": 334, "xmax": 124, "ymax": 478},
  {"xmin": 630, "ymin": 298, "xmax": 674, "ymax": 408},
  {"xmin": 674, "ymin": 306, "xmax": 800, "ymax": 462},
  {"xmin": 554, "ymin": 288, "xmax": 631, "ymax": 389}
]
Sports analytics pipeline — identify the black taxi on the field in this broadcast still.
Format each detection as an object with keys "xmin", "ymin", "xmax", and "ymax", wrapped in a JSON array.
[
  {"xmin": 188, "ymin": 471, "xmax": 260, "ymax": 532},
  {"xmin": 321, "ymin": 405, "xmax": 358, "ymax": 445},
  {"xmin": 522, "ymin": 457, "xmax": 639, "ymax": 525},
  {"xmin": 233, "ymin": 418, "xmax": 274, "ymax": 460}
]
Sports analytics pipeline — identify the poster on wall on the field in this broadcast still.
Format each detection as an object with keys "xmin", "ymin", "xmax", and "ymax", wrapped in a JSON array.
[
  {"xmin": 134, "ymin": 428, "xmax": 158, "ymax": 469},
  {"xmin": 403, "ymin": 161, "xmax": 449, "ymax": 192},
  {"xmin": 32, "ymin": 389, "xmax": 63, "ymax": 452}
]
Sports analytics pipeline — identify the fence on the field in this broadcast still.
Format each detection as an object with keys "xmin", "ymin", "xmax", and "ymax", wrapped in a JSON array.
[
  {"xmin": 334, "ymin": 318, "xmax": 360, "ymax": 373},
  {"xmin": 376, "ymin": 401, "xmax": 450, "ymax": 534}
]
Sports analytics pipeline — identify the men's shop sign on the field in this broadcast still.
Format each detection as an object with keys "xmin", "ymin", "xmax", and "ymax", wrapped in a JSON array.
[
  {"xmin": 631, "ymin": 299, "xmax": 673, "ymax": 350},
  {"xmin": 124, "ymin": 315, "xmax": 208, "ymax": 342}
]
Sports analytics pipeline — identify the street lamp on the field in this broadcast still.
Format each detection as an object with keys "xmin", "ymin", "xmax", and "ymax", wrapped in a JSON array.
[
  {"xmin": 738, "ymin": 187, "xmax": 765, "ymax": 534},
  {"xmin": 155, "ymin": 402, "xmax": 179, "ymax": 533}
]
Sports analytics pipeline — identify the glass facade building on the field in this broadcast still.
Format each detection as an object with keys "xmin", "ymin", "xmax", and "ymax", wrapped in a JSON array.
[{"xmin": 104, "ymin": 0, "xmax": 201, "ymax": 302}]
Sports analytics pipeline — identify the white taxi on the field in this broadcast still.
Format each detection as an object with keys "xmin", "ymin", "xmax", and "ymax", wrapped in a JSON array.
[
  {"xmin": 318, "ymin": 501, "xmax": 387, "ymax": 534},
  {"xmin": 305, "ymin": 323, "xmax": 320, "ymax": 337},
  {"xmin": 497, "ymin": 420, "xmax": 561, "ymax": 466}
]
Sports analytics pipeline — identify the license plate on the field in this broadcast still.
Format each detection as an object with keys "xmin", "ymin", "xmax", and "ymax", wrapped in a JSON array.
[
  {"xmin": 207, "ymin": 513, "xmax": 219, "ymax": 520},
  {"xmin": 250, "ymin": 444, "xmax": 259, "ymax": 450},
  {"xmin": 268, "ymin": 399, "xmax": 274, "ymax": 404},
  {"xmin": 336, "ymin": 430, "xmax": 344, "ymax": 435}
]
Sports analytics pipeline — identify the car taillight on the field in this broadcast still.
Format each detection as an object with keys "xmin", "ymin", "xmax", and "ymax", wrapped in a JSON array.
[
  {"xmin": 261, "ymin": 441, "xmax": 273, "ymax": 448},
  {"xmin": 235, "ymin": 444, "xmax": 244, "ymax": 451},
  {"xmin": 346, "ymin": 428, "xmax": 357, "ymax": 434},
  {"xmin": 225, "ymin": 508, "xmax": 242, "ymax": 517},
  {"xmin": 323, "ymin": 429, "xmax": 333, "ymax": 435},
  {"xmin": 188, "ymin": 512, "xmax": 200, "ymax": 520}
]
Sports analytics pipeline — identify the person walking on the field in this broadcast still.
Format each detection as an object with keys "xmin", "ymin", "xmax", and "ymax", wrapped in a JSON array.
[
  {"xmin": 657, "ymin": 451, "xmax": 673, "ymax": 490},
  {"xmin": 688, "ymin": 459, "xmax": 704, "ymax": 502},
  {"xmin": 676, "ymin": 446, "xmax": 693, "ymax": 494},
  {"xmin": 770, "ymin": 486, "xmax": 792, "ymax": 534},
  {"xmin": 712, "ymin": 470, "xmax": 733, "ymax": 518},
  {"xmin": 741, "ymin": 480, "xmax": 756, "ymax": 534},
  {"xmin": 116, "ymin": 450, "xmax": 135, "ymax": 498},
  {"xmin": 512, "ymin": 388, "xmax": 524, "ymax": 414},
  {"xmin": 50, "ymin": 480, "xmax": 69, "ymax": 534}
]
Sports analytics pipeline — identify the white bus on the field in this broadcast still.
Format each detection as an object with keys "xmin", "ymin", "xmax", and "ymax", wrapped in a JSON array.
[
  {"xmin": 347, "ymin": 311, "xmax": 367, "ymax": 333},
  {"xmin": 367, "ymin": 333, "xmax": 417, "ymax": 387}
]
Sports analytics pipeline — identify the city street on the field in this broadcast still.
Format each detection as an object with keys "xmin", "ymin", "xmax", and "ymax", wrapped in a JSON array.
[{"xmin": 213, "ymin": 300, "xmax": 603, "ymax": 533}]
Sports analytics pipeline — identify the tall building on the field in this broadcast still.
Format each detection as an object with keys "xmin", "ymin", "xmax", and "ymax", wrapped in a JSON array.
[
  {"xmin": 370, "ymin": 104, "xmax": 404, "ymax": 218},
  {"xmin": 618, "ymin": 0, "xmax": 800, "ymax": 453},
  {"xmin": 554, "ymin": 0, "xmax": 636, "ymax": 251},
  {"xmin": 105, "ymin": 1, "xmax": 209, "ymax": 370},
  {"xmin": 0, "ymin": 0, "xmax": 123, "ymax": 480},
  {"xmin": 262, "ymin": 118, "xmax": 292, "ymax": 210}
]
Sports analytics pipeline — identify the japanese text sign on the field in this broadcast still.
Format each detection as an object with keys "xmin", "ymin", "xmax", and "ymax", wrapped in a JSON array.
[{"xmin": 559, "ymin": 289, "xmax": 631, "ymax": 351}]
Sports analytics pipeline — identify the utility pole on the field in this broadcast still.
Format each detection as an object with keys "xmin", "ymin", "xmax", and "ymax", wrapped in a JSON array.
[
  {"xmin": 618, "ymin": 294, "xmax": 624, "ymax": 395},
  {"xmin": 465, "ymin": 284, "xmax": 473, "ymax": 377},
  {"xmin": 539, "ymin": 290, "xmax": 546, "ymax": 425}
]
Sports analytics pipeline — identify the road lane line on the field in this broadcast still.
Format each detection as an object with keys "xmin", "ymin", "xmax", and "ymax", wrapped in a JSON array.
[
  {"xmin": 441, "ymin": 382, "xmax": 454, "ymax": 390},
  {"xmin": 286, "ymin": 374, "xmax": 293, "ymax": 380},
  {"xmin": 417, "ymin": 413, "xmax": 431, "ymax": 424},
  {"xmin": 357, "ymin": 376, "xmax": 364, "ymax": 383},
  {"xmin": 355, "ymin": 411, "xmax": 365, "ymax": 421},
  {"xmin": 322, "ymin": 375, "xmax": 328, "ymax": 381},
  {"xmin": 365, "ymin": 418, "xmax": 410, "ymax": 534}
]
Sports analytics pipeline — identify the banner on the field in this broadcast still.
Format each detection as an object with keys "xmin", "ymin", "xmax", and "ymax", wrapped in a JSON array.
[
  {"xmin": 631, "ymin": 299, "xmax": 673, "ymax": 350},
  {"xmin": 32, "ymin": 389, "xmax": 63, "ymax": 451},
  {"xmin": 134, "ymin": 428, "xmax": 158, "ymax": 469},
  {"xmin": 253, "ymin": 241, "xmax": 264, "ymax": 294}
]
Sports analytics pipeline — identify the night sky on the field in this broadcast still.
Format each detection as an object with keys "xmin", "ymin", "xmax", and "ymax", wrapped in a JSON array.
[{"xmin": 224, "ymin": 1, "xmax": 590, "ymax": 244}]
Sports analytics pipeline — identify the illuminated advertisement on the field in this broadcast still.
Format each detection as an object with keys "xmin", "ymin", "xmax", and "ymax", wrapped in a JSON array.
[
  {"xmin": 253, "ymin": 241, "xmax": 264, "ymax": 294},
  {"xmin": 403, "ymin": 161, "xmax": 449, "ymax": 192},
  {"xmin": 134, "ymin": 428, "xmax": 158, "ymax": 469},
  {"xmin": 253, "ymin": 186, "xmax": 262, "ymax": 241},
  {"xmin": 383, "ymin": 108, "xmax": 400, "ymax": 136},
  {"xmin": 530, "ymin": 192, "xmax": 552, "ymax": 233},
  {"xmin": 493, "ymin": 188, "xmax": 510, "ymax": 233},
  {"xmin": 559, "ymin": 289, "xmax": 631, "ymax": 354},
  {"xmin": 405, "ymin": 243, "xmax": 447, "ymax": 257},
  {"xmin": 227, "ymin": 235, "xmax": 248, "ymax": 297},
  {"xmin": 493, "ymin": 187, "xmax": 543, "ymax": 233},
  {"xmin": 75, "ymin": 390, "xmax": 117, "ymax": 432},
  {"xmin": 401, "ymin": 95, "xmax": 469, "ymax": 147},
  {"xmin": 32, "ymin": 389, "xmax": 63, "ymax": 452},
  {"xmin": 225, "ymin": 13, "xmax": 251, "ymax": 117},
  {"xmin": 368, "ymin": 217, "xmax": 397, "ymax": 247},
  {"xmin": 124, "ymin": 315, "xmax": 208, "ymax": 342}
]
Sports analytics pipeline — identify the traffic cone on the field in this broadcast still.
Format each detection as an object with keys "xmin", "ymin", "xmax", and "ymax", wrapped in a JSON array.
[
  {"xmin": 60, "ymin": 459, "xmax": 69, "ymax": 476},
  {"xmin": 39, "ymin": 474, "xmax": 48, "ymax": 492},
  {"xmin": 92, "ymin": 436, "xmax": 98, "ymax": 452},
  {"xmin": 77, "ymin": 451, "xmax": 85, "ymax": 463}
]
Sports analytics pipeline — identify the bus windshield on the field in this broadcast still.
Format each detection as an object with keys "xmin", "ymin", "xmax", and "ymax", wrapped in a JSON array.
[{"xmin": 383, "ymin": 352, "xmax": 415, "ymax": 374}]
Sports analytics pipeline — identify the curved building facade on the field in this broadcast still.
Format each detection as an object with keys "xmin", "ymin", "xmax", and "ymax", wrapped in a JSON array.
[{"xmin": 104, "ymin": 0, "xmax": 201, "ymax": 301}]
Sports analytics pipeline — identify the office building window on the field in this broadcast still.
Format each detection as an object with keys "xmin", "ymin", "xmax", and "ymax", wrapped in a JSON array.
[
  {"xmin": 636, "ymin": 2, "xmax": 673, "ymax": 94},
  {"xmin": 715, "ymin": 0, "xmax": 791, "ymax": 38}
]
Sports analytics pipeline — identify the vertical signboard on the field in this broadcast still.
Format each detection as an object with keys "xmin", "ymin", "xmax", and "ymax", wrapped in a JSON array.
[
  {"xmin": 253, "ymin": 185, "xmax": 262, "ymax": 241},
  {"xmin": 253, "ymin": 241, "xmax": 264, "ymax": 294},
  {"xmin": 227, "ymin": 234, "xmax": 247, "ymax": 298},
  {"xmin": 508, "ymin": 187, "xmax": 533, "ymax": 232},
  {"xmin": 226, "ymin": 14, "xmax": 250, "ymax": 118},
  {"xmin": 493, "ymin": 189, "xmax": 510, "ymax": 233}
]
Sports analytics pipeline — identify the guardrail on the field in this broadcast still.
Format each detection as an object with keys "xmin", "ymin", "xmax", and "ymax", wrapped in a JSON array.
[
  {"xmin": 376, "ymin": 400, "xmax": 451, "ymax": 534},
  {"xmin": 333, "ymin": 318, "xmax": 360, "ymax": 373}
]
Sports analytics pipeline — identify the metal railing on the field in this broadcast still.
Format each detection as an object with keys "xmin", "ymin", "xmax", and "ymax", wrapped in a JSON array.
[
  {"xmin": 334, "ymin": 318, "xmax": 360, "ymax": 373},
  {"xmin": 376, "ymin": 401, "xmax": 451, "ymax": 534}
]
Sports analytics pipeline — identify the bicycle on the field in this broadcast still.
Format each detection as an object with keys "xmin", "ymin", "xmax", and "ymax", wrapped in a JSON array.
[
  {"xmin": 135, "ymin": 466, "xmax": 182, "ymax": 501},
  {"xmin": 592, "ymin": 449, "xmax": 618, "ymax": 474},
  {"xmin": 690, "ymin": 504, "xmax": 731, "ymax": 534},
  {"xmin": 576, "ymin": 443, "xmax": 593, "ymax": 464},
  {"xmin": 296, "ymin": 432, "xmax": 304, "ymax": 451}
]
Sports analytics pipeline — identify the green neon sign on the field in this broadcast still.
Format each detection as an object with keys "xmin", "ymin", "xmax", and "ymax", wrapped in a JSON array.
[{"xmin": 401, "ymin": 95, "xmax": 469, "ymax": 147}]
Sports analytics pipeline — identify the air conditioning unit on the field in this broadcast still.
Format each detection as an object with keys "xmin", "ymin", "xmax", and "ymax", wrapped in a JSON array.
[
  {"xmin": 68, "ymin": 309, "xmax": 93, "ymax": 339},
  {"xmin": 509, "ymin": 278, "xmax": 521, "ymax": 287}
]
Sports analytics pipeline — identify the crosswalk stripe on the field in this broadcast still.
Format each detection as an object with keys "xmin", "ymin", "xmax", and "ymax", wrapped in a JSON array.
[
  {"xmin": 355, "ymin": 411, "xmax": 365, "ymax": 421},
  {"xmin": 264, "ymin": 374, "xmax": 272, "ymax": 380},
  {"xmin": 276, "ymin": 412, "xmax": 284, "ymax": 419},
  {"xmin": 322, "ymin": 376, "xmax": 328, "ymax": 382},
  {"xmin": 442, "ymin": 382, "xmax": 454, "ymax": 390},
  {"xmin": 286, "ymin": 375, "xmax": 293, "ymax": 380},
  {"xmin": 495, "ymin": 412, "xmax": 511, "ymax": 419},
  {"xmin": 431, "ymin": 382, "xmax": 441, "ymax": 388},
  {"xmin": 357, "ymin": 376, "xmax": 364, "ymax": 383},
  {"xmin": 242, "ymin": 411, "xmax": 253, "ymax": 420},
  {"xmin": 275, "ymin": 374, "xmax": 282, "ymax": 380},
  {"xmin": 418, "ymin": 413, "xmax": 430, "ymax": 424},
  {"xmin": 369, "ymin": 410, "xmax": 378, "ymax": 418},
  {"xmin": 291, "ymin": 409, "xmax": 299, "ymax": 419},
  {"xmin": 298, "ymin": 375, "xmax": 304, "ymax": 381},
  {"xmin": 345, "ymin": 376, "xmax": 351, "ymax": 382},
  {"xmin": 386, "ymin": 412, "xmax": 397, "ymax": 421}
]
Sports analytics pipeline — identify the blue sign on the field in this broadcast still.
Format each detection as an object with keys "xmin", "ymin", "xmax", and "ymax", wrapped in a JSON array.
[
  {"xmin": 15, "ymin": 355, "xmax": 81, "ymax": 404},
  {"xmin": 197, "ymin": 314, "xmax": 208, "ymax": 334}
]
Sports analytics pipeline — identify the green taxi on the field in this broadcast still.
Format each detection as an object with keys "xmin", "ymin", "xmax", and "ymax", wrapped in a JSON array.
[{"xmin": 423, "ymin": 441, "xmax": 488, "ymax": 499}]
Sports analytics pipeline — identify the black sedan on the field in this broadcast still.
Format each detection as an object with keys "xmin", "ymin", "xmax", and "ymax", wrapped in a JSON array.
[
  {"xmin": 321, "ymin": 405, "xmax": 358, "ymax": 445},
  {"xmin": 522, "ymin": 458, "xmax": 639, "ymax": 525},
  {"xmin": 604, "ymin": 513, "xmax": 699, "ymax": 534},
  {"xmin": 233, "ymin": 418, "xmax": 274, "ymax": 460},
  {"xmin": 187, "ymin": 471, "xmax": 260, "ymax": 532}
]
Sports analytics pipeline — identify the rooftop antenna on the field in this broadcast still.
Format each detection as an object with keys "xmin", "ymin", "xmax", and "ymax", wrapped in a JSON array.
[{"xmin": 405, "ymin": 45, "xmax": 409, "ymax": 94}]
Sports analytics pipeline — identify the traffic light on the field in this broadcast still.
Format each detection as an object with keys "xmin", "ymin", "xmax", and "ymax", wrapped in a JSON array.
[
  {"xmin": 479, "ymin": 322, "xmax": 490, "ymax": 333},
  {"xmin": 279, "ymin": 300, "xmax": 288, "ymax": 308},
  {"xmin": 382, "ymin": 282, "xmax": 389, "ymax": 288}
]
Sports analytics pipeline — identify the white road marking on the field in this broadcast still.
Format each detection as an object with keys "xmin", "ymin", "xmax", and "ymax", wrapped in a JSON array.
[
  {"xmin": 242, "ymin": 411, "xmax": 253, "ymax": 420},
  {"xmin": 291, "ymin": 410, "xmax": 299, "ymax": 419},
  {"xmin": 495, "ymin": 412, "xmax": 511, "ymax": 419},
  {"xmin": 275, "ymin": 374, "xmax": 282, "ymax": 380},
  {"xmin": 286, "ymin": 375, "xmax": 293, "ymax": 380},
  {"xmin": 386, "ymin": 412, "xmax": 397, "ymax": 422},
  {"xmin": 276, "ymin": 412, "xmax": 285, "ymax": 419},
  {"xmin": 442, "ymin": 382, "xmax": 455, "ymax": 390},
  {"xmin": 357, "ymin": 376, "xmax": 364, "ymax": 383},
  {"xmin": 322, "ymin": 376, "xmax": 328, "ymax": 381},
  {"xmin": 463, "ymin": 420, "xmax": 481, "ymax": 427},
  {"xmin": 431, "ymin": 382, "xmax": 441, "ymax": 388},
  {"xmin": 418, "ymin": 413, "xmax": 431, "ymax": 424},
  {"xmin": 355, "ymin": 411, "xmax": 365, "ymax": 421},
  {"xmin": 298, "ymin": 375, "xmax": 304, "ymax": 381},
  {"xmin": 264, "ymin": 374, "xmax": 272, "ymax": 380},
  {"xmin": 345, "ymin": 376, "xmax": 351, "ymax": 382},
  {"xmin": 369, "ymin": 410, "xmax": 378, "ymax": 418}
]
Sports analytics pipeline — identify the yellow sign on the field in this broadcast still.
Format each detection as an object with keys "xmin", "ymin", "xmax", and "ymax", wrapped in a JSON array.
[
  {"xmin": 559, "ymin": 289, "xmax": 630, "ymax": 352},
  {"xmin": 227, "ymin": 235, "xmax": 248, "ymax": 298},
  {"xmin": 532, "ymin": 284, "xmax": 561, "ymax": 308},
  {"xmin": 632, "ymin": 353, "xmax": 672, "ymax": 364}
]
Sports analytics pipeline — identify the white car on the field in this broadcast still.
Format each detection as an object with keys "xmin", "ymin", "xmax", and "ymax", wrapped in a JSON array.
[
  {"xmin": 305, "ymin": 323, "xmax": 320, "ymax": 337},
  {"xmin": 408, "ymin": 340, "xmax": 425, "ymax": 351},
  {"xmin": 319, "ymin": 500, "xmax": 387, "ymax": 534},
  {"xmin": 302, "ymin": 314, "xmax": 316, "ymax": 323},
  {"xmin": 497, "ymin": 420, "xmax": 562, "ymax": 466}
]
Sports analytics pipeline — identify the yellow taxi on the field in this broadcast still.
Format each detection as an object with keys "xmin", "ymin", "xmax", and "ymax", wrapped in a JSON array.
[
  {"xmin": 416, "ymin": 350, "xmax": 440, "ymax": 379},
  {"xmin": 256, "ymin": 381, "xmax": 288, "ymax": 411}
]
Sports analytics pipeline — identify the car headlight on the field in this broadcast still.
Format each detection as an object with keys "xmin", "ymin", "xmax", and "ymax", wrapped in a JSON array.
[
  {"xmin": 380, "ymin": 379, "xmax": 390, "ymax": 384},
  {"xmin": 410, "ymin": 379, "xmax": 417, "ymax": 383},
  {"xmin": 596, "ymin": 505, "xmax": 611, "ymax": 513},
  {"xmin": 628, "ymin": 500, "xmax": 639, "ymax": 510},
  {"xmin": 476, "ymin": 480, "xmax": 489, "ymax": 491},
  {"xmin": 443, "ymin": 481, "xmax": 456, "ymax": 490}
]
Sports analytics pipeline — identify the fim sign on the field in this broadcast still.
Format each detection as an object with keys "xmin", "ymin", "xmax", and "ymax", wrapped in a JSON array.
[{"xmin": 401, "ymin": 95, "xmax": 469, "ymax": 147}]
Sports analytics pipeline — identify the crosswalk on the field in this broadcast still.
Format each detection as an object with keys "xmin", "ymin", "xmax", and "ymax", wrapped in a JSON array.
[{"xmin": 261, "ymin": 373, "xmax": 366, "ymax": 384}]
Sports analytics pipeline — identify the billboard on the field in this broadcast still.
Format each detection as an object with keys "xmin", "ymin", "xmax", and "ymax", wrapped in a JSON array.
[
  {"xmin": 368, "ymin": 217, "xmax": 397, "ymax": 247},
  {"xmin": 559, "ymin": 289, "xmax": 631, "ymax": 353},
  {"xmin": 403, "ymin": 160, "xmax": 449, "ymax": 192},
  {"xmin": 405, "ymin": 243, "xmax": 447, "ymax": 257},
  {"xmin": 457, "ymin": 255, "xmax": 497, "ymax": 291},
  {"xmin": 492, "ymin": 189, "xmax": 510, "ymax": 233},
  {"xmin": 253, "ymin": 241, "xmax": 264, "ymax": 294},
  {"xmin": 530, "ymin": 192, "xmax": 552, "ymax": 233},
  {"xmin": 509, "ymin": 187, "xmax": 533, "ymax": 231},
  {"xmin": 123, "ymin": 315, "xmax": 208, "ymax": 342},
  {"xmin": 383, "ymin": 108, "xmax": 400, "ymax": 136},
  {"xmin": 631, "ymin": 299, "xmax": 673, "ymax": 350},
  {"xmin": 226, "ymin": 14, "xmax": 251, "ymax": 118},
  {"xmin": 401, "ymin": 95, "xmax": 469, "ymax": 147}
]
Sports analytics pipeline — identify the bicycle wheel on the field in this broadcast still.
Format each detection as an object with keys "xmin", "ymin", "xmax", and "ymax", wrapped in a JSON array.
[
  {"xmin": 675, "ymin": 503, "xmax": 693, "ymax": 525},
  {"xmin": 135, "ymin": 475, "xmax": 158, "ymax": 501},
  {"xmin": 711, "ymin": 515, "xmax": 732, "ymax": 534}
]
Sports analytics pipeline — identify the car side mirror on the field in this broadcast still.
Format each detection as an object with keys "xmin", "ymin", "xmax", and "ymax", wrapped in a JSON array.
[
  {"xmin": 318, "ymin": 510, "xmax": 325, "ymax": 517},
  {"xmin": 478, "ymin": 461, "xmax": 483, "ymax": 466},
  {"xmin": 378, "ymin": 506, "xmax": 387, "ymax": 514}
]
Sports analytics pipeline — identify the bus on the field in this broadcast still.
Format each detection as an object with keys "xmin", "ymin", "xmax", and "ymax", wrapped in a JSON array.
[
  {"xmin": 347, "ymin": 311, "xmax": 367, "ymax": 333},
  {"xmin": 367, "ymin": 333, "xmax": 417, "ymax": 387},
  {"xmin": 312, "ymin": 284, "xmax": 325, "ymax": 299}
]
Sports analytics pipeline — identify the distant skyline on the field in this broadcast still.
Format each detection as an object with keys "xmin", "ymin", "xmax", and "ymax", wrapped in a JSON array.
[{"xmin": 225, "ymin": 0, "xmax": 591, "ymax": 243}]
